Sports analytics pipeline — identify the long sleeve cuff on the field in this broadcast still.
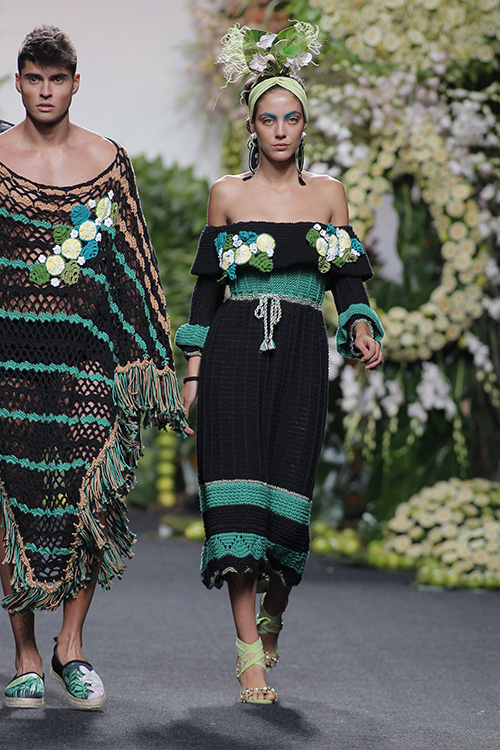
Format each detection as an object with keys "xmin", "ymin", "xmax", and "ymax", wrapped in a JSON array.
[
  {"xmin": 175, "ymin": 323, "xmax": 210, "ymax": 354},
  {"xmin": 336, "ymin": 303, "xmax": 384, "ymax": 359}
]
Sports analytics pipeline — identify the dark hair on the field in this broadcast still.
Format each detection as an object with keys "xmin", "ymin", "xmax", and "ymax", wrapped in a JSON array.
[
  {"xmin": 240, "ymin": 72, "xmax": 306, "ymax": 123},
  {"xmin": 17, "ymin": 26, "xmax": 77, "ymax": 75}
]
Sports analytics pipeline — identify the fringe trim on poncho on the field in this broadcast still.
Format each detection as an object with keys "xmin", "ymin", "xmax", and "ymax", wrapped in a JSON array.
[{"xmin": 1, "ymin": 360, "xmax": 186, "ymax": 613}]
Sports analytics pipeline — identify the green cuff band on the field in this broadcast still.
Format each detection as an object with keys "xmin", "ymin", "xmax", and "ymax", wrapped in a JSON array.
[
  {"xmin": 336, "ymin": 304, "xmax": 384, "ymax": 359},
  {"xmin": 175, "ymin": 324, "xmax": 210, "ymax": 351}
]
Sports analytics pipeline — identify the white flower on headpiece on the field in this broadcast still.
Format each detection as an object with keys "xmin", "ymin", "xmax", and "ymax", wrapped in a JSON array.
[
  {"xmin": 256, "ymin": 32, "xmax": 277, "ymax": 50},
  {"xmin": 249, "ymin": 53, "xmax": 276, "ymax": 72},
  {"xmin": 285, "ymin": 52, "xmax": 313, "ymax": 73},
  {"xmin": 77, "ymin": 256, "xmax": 86, "ymax": 266},
  {"xmin": 71, "ymin": 229, "xmax": 79, "ymax": 239}
]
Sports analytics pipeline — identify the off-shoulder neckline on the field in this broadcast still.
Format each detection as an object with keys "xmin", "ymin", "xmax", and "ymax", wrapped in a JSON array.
[{"xmin": 0, "ymin": 139, "xmax": 121, "ymax": 191}]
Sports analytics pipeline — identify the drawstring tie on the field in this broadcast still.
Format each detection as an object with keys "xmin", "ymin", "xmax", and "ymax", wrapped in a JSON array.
[{"xmin": 254, "ymin": 294, "xmax": 282, "ymax": 351}]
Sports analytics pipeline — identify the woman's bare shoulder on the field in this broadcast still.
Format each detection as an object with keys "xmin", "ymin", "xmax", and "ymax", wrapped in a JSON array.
[{"xmin": 306, "ymin": 171, "xmax": 346, "ymax": 193}]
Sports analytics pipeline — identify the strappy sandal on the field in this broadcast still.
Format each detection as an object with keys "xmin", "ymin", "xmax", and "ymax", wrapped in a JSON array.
[
  {"xmin": 236, "ymin": 637, "xmax": 278, "ymax": 704},
  {"xmin": 4, "ymin": 672, "xmax": 44, "ymax": 708},
  {"xmin": 256, "ymin": 593, "xmax": 284, "ymax": 670}
]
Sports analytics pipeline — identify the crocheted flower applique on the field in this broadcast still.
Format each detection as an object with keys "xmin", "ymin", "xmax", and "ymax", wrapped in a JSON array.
[
  {"xmin": 215, "ymin": 230, "xmax": 275, "ymax": 280},
  {"xmin": 29, "ymin": 191, "xmax": 119, "ymax": 287},
  {"xmin": 306, "ymin": 223, "xmax": 365, "ymax": 274}
]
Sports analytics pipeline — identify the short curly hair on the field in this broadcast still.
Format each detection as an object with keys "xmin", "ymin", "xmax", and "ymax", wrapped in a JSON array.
[{"xmin": 17, "ymin": 26, "xmax": 77, "ymax": 75}]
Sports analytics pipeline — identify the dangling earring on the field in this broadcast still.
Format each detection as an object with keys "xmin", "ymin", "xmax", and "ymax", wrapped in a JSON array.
[
  {"xmin": 244, "ymin": 132, "xmax": 260, "ymax": 180},
  {"xmin": 296, "ymin": 131, "xmax": 306, "ymax": 186}
]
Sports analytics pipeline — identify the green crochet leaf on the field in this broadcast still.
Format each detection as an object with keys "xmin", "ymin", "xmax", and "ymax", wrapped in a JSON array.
[
  {"xmin": 306, "ymin": 228, "xmax": 321, "ymax": 246},
  {"xmin": 61, "ymin": 260, "xmax": 80, "ymax": 285},
  {"xmin": 53, "ymin": 225, "xmax": 72, "ymax": 244},
  {"xmin": 249, "ymin": 252, "xmax": 273, "ymax": 272},
  {"xmin": 318, "ymin": 256, "xmax": 331, "ymax": 274},
  {"xmin": 29, "ymin": 263, "xmax": 50, "ymax": 285}
]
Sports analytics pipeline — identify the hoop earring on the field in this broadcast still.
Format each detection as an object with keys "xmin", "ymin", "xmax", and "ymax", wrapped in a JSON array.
[
  {"xmin": 247, "ymin": 132, "xmax": 261, "ymax": 175},
  {"xmin": 296, "ymin": 131, "xmax": 306, "ymax": 186}
]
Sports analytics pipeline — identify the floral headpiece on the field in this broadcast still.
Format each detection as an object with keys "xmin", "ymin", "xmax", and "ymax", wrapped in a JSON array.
[{"xmin": 217, "ymin": 21, "xmax": 321, "ymax": 84}]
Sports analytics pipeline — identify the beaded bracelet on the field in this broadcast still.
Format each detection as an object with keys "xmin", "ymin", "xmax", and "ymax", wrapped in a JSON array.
[
  {"xmin": 183, "ymin": 376, "xmax": 199, "ymax": 383},
  {"xmin": 349, "ymin": 318, "xmax": 375, "ymax": 357}
]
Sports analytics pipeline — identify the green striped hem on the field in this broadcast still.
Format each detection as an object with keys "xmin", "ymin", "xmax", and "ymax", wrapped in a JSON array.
[
  {"xmin": 0, "ymin": 360, "xmax": 114, "ymax": 386},
  {"xmin": 200, "ymin": 479, "xmax": 311, "ymax": 525},
  {"xmin": 0, "ymin": 408, "xmax": 111, "ymax": 428},
  {"xmin": 9, "ymin": 496, "xmax": 78, "ymax": 517},
  {"xmin": 201, "ymin": 532, "xmax": 308, "ymax": 575}
]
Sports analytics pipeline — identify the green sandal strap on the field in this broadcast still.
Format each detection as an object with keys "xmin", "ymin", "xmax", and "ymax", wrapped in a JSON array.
[
  {"xmin": 235, "ymin": 637, "xmax": 266, "ymax": 679},
  {"xmin": 256, "ymin": 594, "xmax": 284, "ymax": 635}
]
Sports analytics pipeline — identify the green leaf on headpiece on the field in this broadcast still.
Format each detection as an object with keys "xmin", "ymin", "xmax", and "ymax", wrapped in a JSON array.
[
  {"xmin": 275, "ymin": 51, "xmax": 288, "ymax": 69},
  {"xmin": 243, "ymin": 28, "xmax": 268, "ymax": 64}
]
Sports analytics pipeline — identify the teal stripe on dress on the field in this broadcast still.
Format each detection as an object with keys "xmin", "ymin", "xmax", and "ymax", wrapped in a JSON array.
[
  {"xmin": 201, "ymin": 532, "xmax": 308, "ymax": 576},
  {"xmin": 0, "ymin": 360, "xmax": 114, "ymax": 386},
  {"xmin": 0, "ymin": 454, "xmax": 87, "ymax": 472},
  {"xmin": 9, "ymin": 496, "xmax": 78, "ymax": 517},
  {"xmin": 200, "ymin": 479, "xmax": 311, "ymax": 525},
  {"xmin": 0, "ymin": 408, "xmax": 111, "ymax": 428},
  {"xmin": 0, "ymin": 206, "xmax": 52, "ymax": 230},
  {"xmin": 0, "ymin": 308, "xmax": 117, "ymax": 356},
  {"xmin": 25, "ymin": 542, "xmax": 72, "ymax": 556},
  {"xmin": 0, "ymin": 257, "xmax": 29, "ymax": 270}
]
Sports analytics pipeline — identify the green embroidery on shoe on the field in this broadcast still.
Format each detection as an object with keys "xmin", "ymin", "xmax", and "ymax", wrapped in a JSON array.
[{"xmin": 5, "ymin": 674, "xmax": 43, "ymax": 699}]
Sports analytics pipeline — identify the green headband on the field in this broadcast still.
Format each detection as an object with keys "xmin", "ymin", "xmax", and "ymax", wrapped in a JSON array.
[{"xmin": 248, "ymin": 76, "xmax": 308, "ymax": 122}]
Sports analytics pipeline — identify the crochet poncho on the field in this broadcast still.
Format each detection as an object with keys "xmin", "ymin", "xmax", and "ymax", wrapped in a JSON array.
[{"xmin": 0, "ymin": 143, "xmax": 186, "ymax": 613}]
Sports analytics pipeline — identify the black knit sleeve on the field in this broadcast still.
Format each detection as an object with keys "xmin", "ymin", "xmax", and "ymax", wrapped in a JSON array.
[
  {"xmin": 330, "ymin": 273, "xmax": 384, "ymax": 358},
  {"xmin": 175, "ymin": 277, "xmax": 226, "ymax": 357}
]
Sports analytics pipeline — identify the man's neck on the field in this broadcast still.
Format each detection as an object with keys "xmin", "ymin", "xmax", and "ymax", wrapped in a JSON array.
[{"xmin": 20, "ymin": 114, "xmax": 73, "ymax": 149}]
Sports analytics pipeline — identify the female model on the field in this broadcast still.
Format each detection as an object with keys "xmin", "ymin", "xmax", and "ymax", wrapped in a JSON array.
[{"xmin": 176, "ymin": 24, "xmax": 383, "ymax": 704}]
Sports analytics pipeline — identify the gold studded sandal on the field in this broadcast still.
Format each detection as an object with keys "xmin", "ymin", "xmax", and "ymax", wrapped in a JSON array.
[
  {"xmin": 256, "ymin": 594, "xmax": 284, "ymax": 670},
  {"xmin": 236, "ymin": 637, "xmax": 277, "ymax": 704}
]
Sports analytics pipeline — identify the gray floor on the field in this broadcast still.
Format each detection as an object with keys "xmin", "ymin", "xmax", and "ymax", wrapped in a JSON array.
[{"xmin": 1, "ymin": 508, "xmax": 499, "ymax": 749}]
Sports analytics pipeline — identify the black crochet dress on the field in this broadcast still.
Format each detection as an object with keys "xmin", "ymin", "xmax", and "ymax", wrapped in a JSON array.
[{"xmin": 176, "ymin": 221, "xmax": 383, "ymax": 588}]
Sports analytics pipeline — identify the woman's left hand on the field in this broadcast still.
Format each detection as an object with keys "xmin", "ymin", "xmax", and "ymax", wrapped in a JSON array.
[{"xmin": 354, "ymin": 334, "xmax": 383, "ymax": 370}]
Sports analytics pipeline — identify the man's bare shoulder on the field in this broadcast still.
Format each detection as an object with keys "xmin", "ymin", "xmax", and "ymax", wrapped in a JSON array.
[
  {"xmin": 0, "ymin": 124, "xmax": 23, "ymax": 161},
  {"xmin": 70, "ymin": 126, "xmax": 118, "ymax": 170}
]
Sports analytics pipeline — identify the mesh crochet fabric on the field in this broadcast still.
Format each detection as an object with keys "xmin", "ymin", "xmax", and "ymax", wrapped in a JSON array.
[
  {"xmin": 0, "ymin": 143, "xmax": 187, "ymax": 613},
  {"xmin": 176, "ymin": 222, "xmax": 382, "ymax": 588}
]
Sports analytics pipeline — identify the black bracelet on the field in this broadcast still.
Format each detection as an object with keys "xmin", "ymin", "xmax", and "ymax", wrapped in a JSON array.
[{"xmin": 183, "ymin": 376, "xmax": 199, "ymax": 383}]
